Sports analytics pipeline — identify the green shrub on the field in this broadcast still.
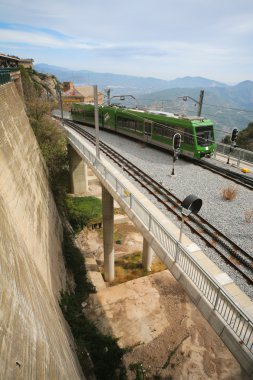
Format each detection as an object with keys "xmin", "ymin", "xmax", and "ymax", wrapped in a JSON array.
[
  {"xmin": 20, "ymin": 67, "xmax": 69, "ymax": 206},
  {"xmin": 65, "ymin": 196, "xmax": 102, "ymax": 232}
]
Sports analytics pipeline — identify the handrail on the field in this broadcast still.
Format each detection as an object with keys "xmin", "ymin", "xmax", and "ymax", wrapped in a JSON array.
[
  {"xmin": 64, "ymin": 126, "xmax": 253, "ymax": 354},
  {"xmin": 214, "ymin": 141, "xmax": 253, "ymax": 166},
  {"xmin": 0, "ymin": 72, "xmax": 11, "ymax": 85}
]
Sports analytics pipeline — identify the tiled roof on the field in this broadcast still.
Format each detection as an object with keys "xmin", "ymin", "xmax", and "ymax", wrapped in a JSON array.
[{"xmin": 63, "ymin": 88, "xmax": 84, "ymax": 98}]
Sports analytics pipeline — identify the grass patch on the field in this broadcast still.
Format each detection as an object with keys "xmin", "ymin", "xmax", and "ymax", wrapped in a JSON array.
[
  {"xmin": 60, "ymin": 229, "xmax": 127, "ymax": 380},
  {"xmin": 114, "ymin": 207, "xmax": 126, "ymax": 215},
  {"xmin": 98, "ymin": 224, "xmax": 125, "ymax": 242},
  {"xmin": 66, "ymin": 196, "xmax": 102, "ymax": 232},
  {"xmin": 110, "ymin": 253, "xmax": 166, "ymax": 285}
]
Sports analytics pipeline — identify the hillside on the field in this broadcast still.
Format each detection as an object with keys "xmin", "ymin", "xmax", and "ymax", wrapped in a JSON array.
[{"xmin": 238, "ymin": 122, "xmax": 253, "ymax": 151}]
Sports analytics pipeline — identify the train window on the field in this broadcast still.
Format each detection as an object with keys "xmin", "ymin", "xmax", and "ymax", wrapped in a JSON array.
[
  {"xmin": 81, "ymin": 110, "xmax": 94, "ymax": 118},
  {"xmin": 136, "ymin": 121, "xmax": 143, "ymax": 132},
  {"xmin": 183, "ymin": 130, "xmax": 194, "ymax": 145},
  {"xmin": 163, "ymin": 125, "xmax": 175, "ymax": 139},
  {"xmin": 117, "ymin": 116, "xmax": 141, "ymax": 132},
  {"xmin": 153, "ymin": 124, "xmax": 164, "ymax": 136},
  {"xmin": 196, "ymin": 126, "xmax": 214, "ymax": 146}
]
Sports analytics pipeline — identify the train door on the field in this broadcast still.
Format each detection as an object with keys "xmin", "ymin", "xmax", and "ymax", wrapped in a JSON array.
[{"xmin": 144, "ymin": 121, "xmax": 152, "ymax": 141}]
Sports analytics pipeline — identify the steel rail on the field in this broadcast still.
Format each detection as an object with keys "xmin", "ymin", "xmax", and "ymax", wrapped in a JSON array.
[{"xmin": 190, "ymin": 157, "xmax": 253, "ymax": 190}]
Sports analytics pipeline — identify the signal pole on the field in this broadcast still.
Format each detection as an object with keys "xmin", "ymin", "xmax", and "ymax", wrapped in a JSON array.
[
  {"xmin": 171, "ymin": 133, "xmax": 181, "ymax": 176},
  {"xmin": 227, "ymin": 128, "xmax": 238, "ymax": 164}
]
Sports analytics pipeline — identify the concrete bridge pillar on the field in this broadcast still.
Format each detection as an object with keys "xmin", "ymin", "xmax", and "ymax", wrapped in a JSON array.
[
  {"xmin": 142, "ymin": 237, "xmax": 153, "ymax": 271},
  {"xmin": 102, "ymin": 186, "xmax": 115, "ymax": 282},
  {"xmin": 69, "ymin": 145, "xmax": 88, "ymax": 194}
]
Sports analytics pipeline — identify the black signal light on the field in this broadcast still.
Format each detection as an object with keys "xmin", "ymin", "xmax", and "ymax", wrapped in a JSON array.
[
  {"xmin": 231, "ymin": 128, "xmax": 238, "ymax": 142},
  {"xmin": 173, "ymin": 133, "xmax": 181, "ymax": 150}
]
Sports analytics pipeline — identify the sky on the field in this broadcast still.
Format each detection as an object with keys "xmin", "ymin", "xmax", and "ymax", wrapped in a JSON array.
[{"xmin": 0, "ymin": 0, "xmax": 253, "ymax": 83}]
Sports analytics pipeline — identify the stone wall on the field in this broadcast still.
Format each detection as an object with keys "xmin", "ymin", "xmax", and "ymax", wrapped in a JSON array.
[{"xmin": 0, "ymin": 82, "xmax": 84, "ymax": 379}]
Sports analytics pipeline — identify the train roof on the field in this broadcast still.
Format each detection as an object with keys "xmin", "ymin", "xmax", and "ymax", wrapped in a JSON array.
[
  {"xmin": 71, "ymin": 102, "xmax": 212, "ymax": 124},
  {"xmin": 128, "ymin": 108, "xmax": 206, "ymax": 122}
]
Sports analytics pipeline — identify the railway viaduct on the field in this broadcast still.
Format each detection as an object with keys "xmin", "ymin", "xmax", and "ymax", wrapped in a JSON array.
[{"xmin": 66, "ymin": 123, "xmax": 253, "ymax": 375}]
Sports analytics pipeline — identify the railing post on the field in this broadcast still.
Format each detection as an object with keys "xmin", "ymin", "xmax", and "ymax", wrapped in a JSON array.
[
  {"xmin": 148, "ymin": 213, "xmax": 152, "ymax": 231},
  {"xmin": 214, "ymin": 287, "xmax": 221, "ymax": 310},
  {"xmin": 237, "ymin": 150, "xmax": 241, "ymax": 167},
  {"xmin": 175, "ymin": 242, "xmax": 180, "ymax": 263}
]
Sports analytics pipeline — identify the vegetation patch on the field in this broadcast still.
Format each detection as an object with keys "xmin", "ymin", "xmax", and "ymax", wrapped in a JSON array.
[
  {"xmin": 129, "ymin": 362, "xmax": 149, "ymax": 379},
  {"xmin": 66, "ymin": 196, "xmax": 102, "ymax": 232},
  {"xmin": 220, "ymin": 185, "xmax": 238, "ymax": 201},
  {"xmin": 20, "ymin": 66, "xmax": 69, "ymax": 205},
  {"xmin": 110, "ymin": 252, "xmax": 166, "ymax": 285}
]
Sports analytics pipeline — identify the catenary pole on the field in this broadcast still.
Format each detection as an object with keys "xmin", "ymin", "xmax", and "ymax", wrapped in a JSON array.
[{"xmin": 197, "ymin": 90, "xmax": 204, "ymax": 117}]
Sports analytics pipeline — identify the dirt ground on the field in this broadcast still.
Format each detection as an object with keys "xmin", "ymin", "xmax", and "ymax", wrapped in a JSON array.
[
  {"xmin": 76, "ymin": 178, "xmax": 249, "ymax": 379},
  {"xmin": 77, "ymin": 221, "xmax": 143, "ymax": 262}
]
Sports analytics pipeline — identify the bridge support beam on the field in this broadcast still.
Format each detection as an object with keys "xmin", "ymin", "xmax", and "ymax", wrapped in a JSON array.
[
  {"xmin": 69, "ymin": 145, "xmax": 88, "ymax": 194},
  {"xmin": 142, "ymin": 237, "xmax": 153, "ymax": 271},
  {"xmin": 102, "ymin": 186, "xmax": 115, "ymax": 282}
]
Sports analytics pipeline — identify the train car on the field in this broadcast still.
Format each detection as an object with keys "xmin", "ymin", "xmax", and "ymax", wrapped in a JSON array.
[
  {"xmin": 71, "ymin": 103, "xmax": 216, "ymax": 158},
  {"xmin": 71, "ymin": 102, "xmax": 103, "ymax": 126}
]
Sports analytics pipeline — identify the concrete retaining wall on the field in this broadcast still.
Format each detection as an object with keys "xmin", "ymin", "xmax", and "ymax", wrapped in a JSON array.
[{"xmin": 0, "ymin": 83, "xmax": 84, "ymax": 379}]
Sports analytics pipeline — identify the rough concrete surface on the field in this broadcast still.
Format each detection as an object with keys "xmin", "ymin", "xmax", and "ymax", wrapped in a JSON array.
[
  {"xmin": 85, "ymin": 271, "xmax": 249, "ymax": 379},
  {"xmin": 0, "ymin": 83, "xmax": 84, "ymax": 379}
]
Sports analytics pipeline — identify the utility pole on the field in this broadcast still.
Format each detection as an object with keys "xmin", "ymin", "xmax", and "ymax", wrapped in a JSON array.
[
  {"xmin": 178, "ymin": 89, "xmax": 205, "ymax": 117},
  {"xmin": 58, "ymin": 88, "xmax": 64, "ymax": 126},
  {"xmin": 93, "ymin": 85, "xmax": 100, "ymax": 159},
  {"xmin": 106, "ymin": 88, "xmax": 111, "ymax": 106},
  {"xmin": 197, "ymin": 90, "xmax": 204, "ymax": 117}
]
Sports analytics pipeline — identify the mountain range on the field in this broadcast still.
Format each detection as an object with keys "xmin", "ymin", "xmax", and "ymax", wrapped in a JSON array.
[
  {"xmin": 35, "ymin": 63, "xmax": 230, "ymax": 93},
  {"xmin": 34, "ymin": 63, "xmax": 253, "ymax": 137}
]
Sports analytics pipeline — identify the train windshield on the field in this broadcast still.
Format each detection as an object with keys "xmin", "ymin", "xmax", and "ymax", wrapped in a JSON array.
[{"xmin": 196, "ymin": 126, "xmax": 214, "ymax": 146}]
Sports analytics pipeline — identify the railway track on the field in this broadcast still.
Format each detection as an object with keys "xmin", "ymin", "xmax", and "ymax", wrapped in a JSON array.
[
  {"xmin": 190, "ymin": 157, "xmax": 253, "ymax": 191},
  {"xmin": 65, "ymin": 120, "xmax": 253, "ymax": 284}
]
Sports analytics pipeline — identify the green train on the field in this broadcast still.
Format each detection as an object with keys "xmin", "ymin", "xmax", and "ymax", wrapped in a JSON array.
[{"xmin": 71, "ymin": 103, "xmax": 216, "ymax": 158}]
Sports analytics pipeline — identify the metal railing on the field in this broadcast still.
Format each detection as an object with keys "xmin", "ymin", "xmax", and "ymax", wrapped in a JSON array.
[
  {"xmin": 65, "ymin": 127, "xmax": 253, "ymax": 354},
  {"xmin": 214, "ymin": 141, "xmax": 253, "ymax": 166},
  {"xmin": 0, "ymin": 68, "xmax": 20, "ymax": 85},
  {"xmin": 0, "ymin": 72, "xmax": 11, "ymax": 85}
]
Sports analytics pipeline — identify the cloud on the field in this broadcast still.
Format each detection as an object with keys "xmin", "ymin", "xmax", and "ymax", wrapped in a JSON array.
[
  {"xmin": 0, "ymin": 26, "xmax": 113, "ymax": 50},
  {"xmin": 0, "ymin": 24, "xmax": 232, "ymax": 59}
]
